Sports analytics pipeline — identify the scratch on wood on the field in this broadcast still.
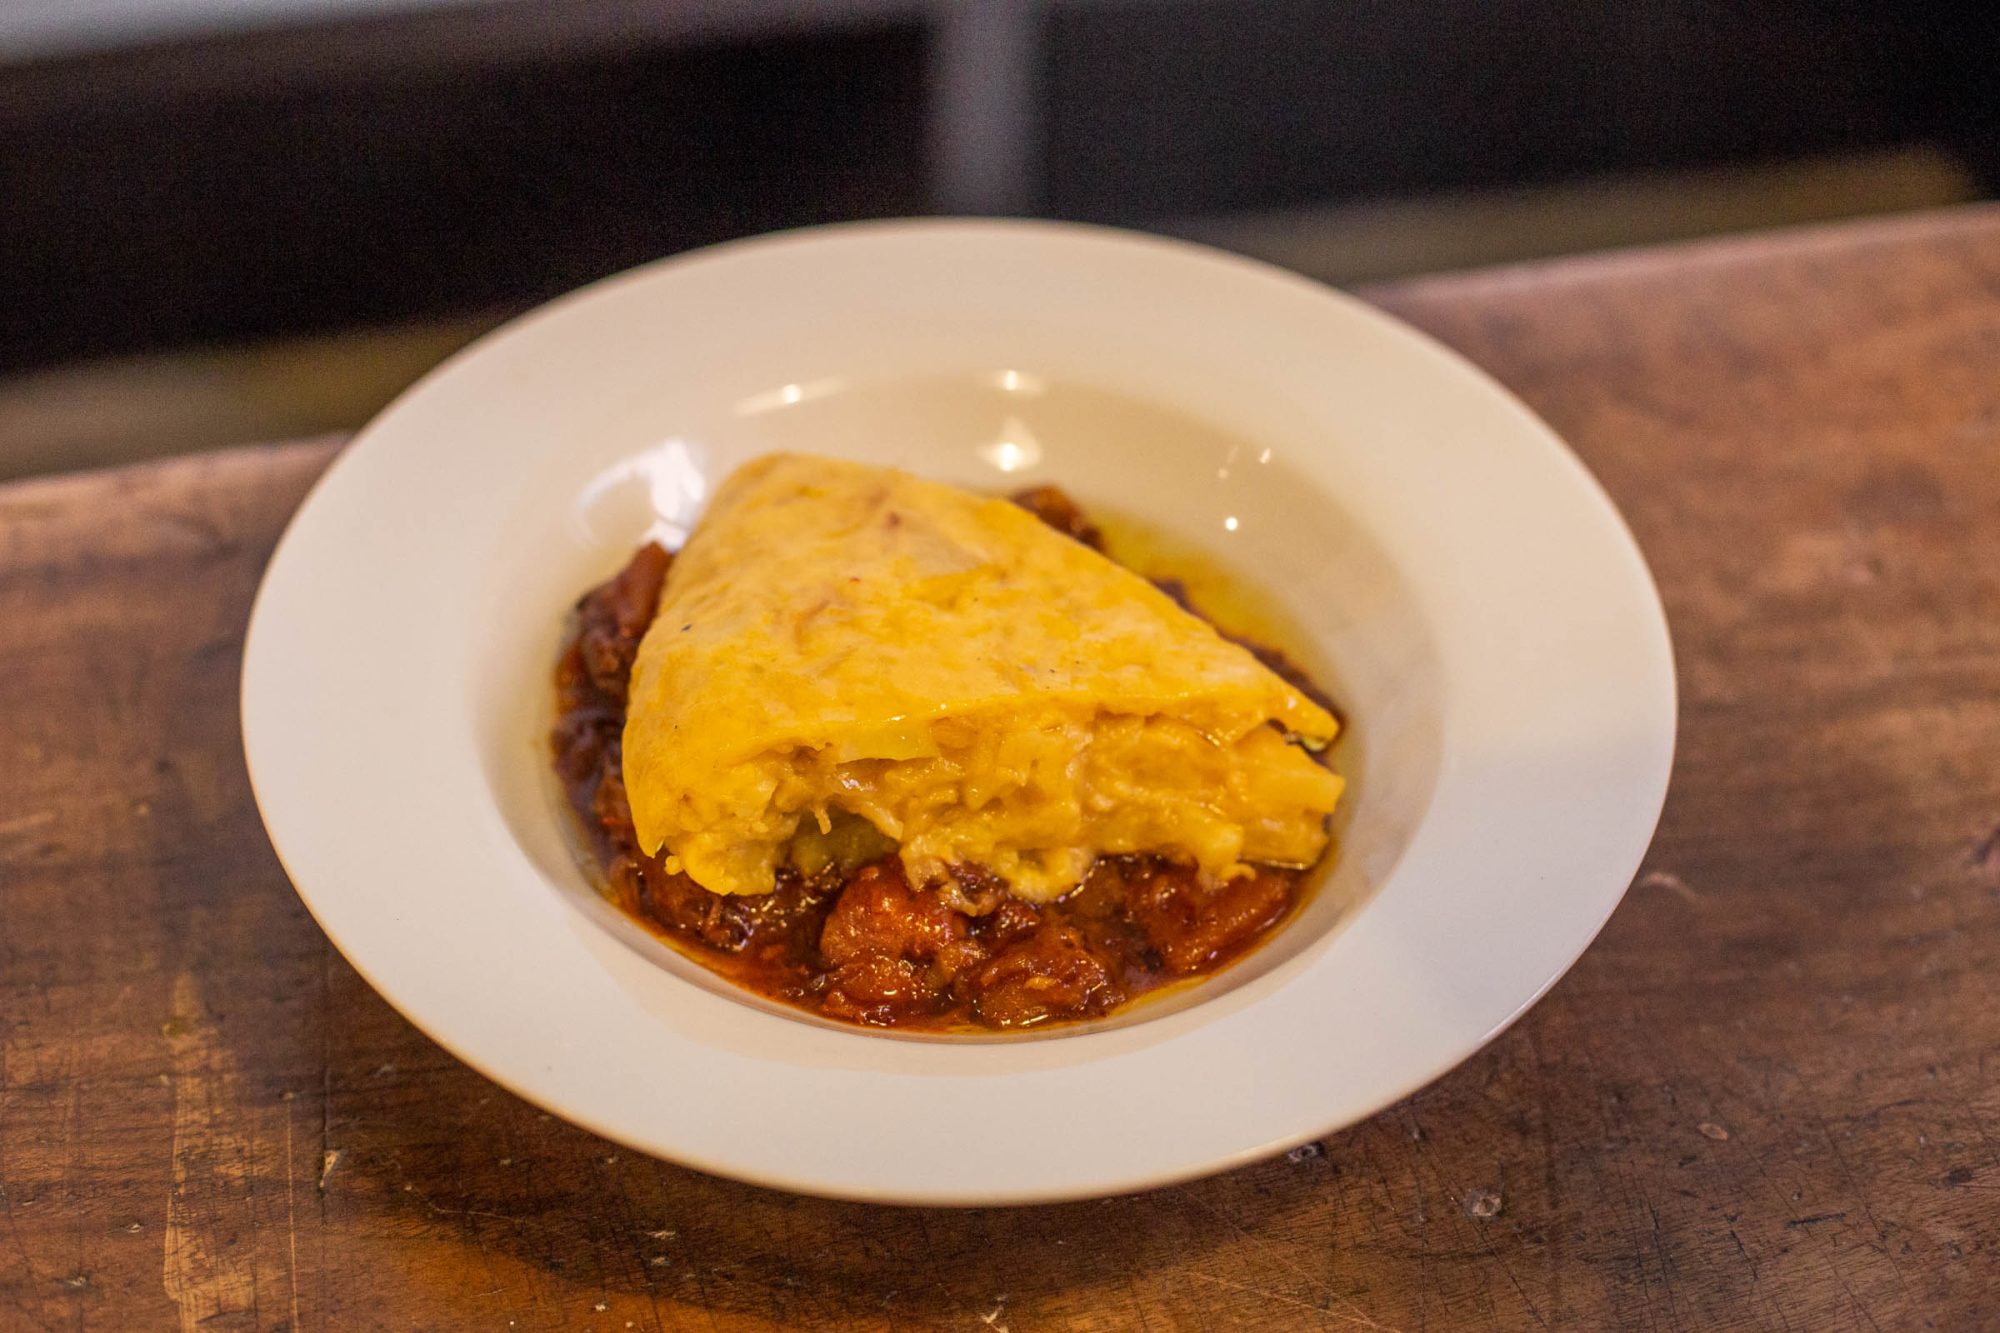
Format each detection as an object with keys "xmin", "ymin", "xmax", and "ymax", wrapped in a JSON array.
[
  {"xmin": 1412, "ymin": 1128, "xmax": 1548, "ymax": 1329},
  {"xmin": 161, "ymin": 970, "xmax": 255, "ymax": 1333},
  {"xmin": 137, "ymin": 505, "xmax": 236, "ymax": 562},
  {"xmin": 1637, "ymin": 870, "xmax": 1704, "ymax": 905},
  {"xmin": 1811, "ymin": 1107, "xmax": 1918, "ymax": 1308},
  {"xmin": 1973, "ymin": 823, "xmax": 2000, "ymax": 884},
  {"xmin": 1186, "ymin": 1270, "xmax": 1401, "ymax": 1332},
  {"xmin": 1785, "ymin": 1212, "xmax": 1848, "ymax": 1229},
  {"xmin": 1178, "ymin": 1187, "xmax": 1386, "ymax": 1329},
  {"xmin": 0, "ymin": 811, "xmax": 55, "ymax": 840},
  {"xmin": 282, "ymin": 1094, "xmax": 301, "ymax": 1332}
]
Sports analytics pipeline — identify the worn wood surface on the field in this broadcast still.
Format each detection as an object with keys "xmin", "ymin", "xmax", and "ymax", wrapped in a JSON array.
[{"xmin": 4, "ymin": 207, "xmax": 2000, "ymax": 1330}]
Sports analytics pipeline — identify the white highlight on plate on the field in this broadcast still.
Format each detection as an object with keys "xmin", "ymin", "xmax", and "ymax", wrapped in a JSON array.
[
  {"xmin": 979, "ymin": 416, "xmax": 1043, "ymax": 474},
  {"xmin": 734, "ymin": 377, "xmax": 845, "ymax": 417},
  {"xmin": 577, "ymin": 437, "xmax": 708, "ymax": 548},
  {"xmin": 993, "ymin": 368, "xmax": 1045, "ymax": 395}
]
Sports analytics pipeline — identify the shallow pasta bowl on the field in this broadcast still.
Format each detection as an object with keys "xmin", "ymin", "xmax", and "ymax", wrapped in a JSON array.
[{"xmin": 242, "ymin": 219, "xmax": 1675, "ymax": 1205}]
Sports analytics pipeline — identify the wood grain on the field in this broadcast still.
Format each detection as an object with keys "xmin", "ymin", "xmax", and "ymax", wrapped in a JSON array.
[{"xmin": 4, "ymin": 206, "xmax": 2000, "ymax": 1329}]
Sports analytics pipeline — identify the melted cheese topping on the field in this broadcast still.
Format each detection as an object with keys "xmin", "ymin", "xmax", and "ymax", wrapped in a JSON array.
[{"xmin": 622, "ymin": 453, "xmax": 1342, "ymax": 901}]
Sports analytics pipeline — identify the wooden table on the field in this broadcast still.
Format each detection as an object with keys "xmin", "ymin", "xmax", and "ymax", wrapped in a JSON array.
[{"xmin": 5, "ymin": 207, "xmax": 1999, "ymax": 1330}]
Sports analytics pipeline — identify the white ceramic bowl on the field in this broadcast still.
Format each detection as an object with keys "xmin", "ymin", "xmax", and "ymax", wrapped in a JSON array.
[{"xmin": 242, "ymin": 220, "xmax": 1675, "ymax": 1204}]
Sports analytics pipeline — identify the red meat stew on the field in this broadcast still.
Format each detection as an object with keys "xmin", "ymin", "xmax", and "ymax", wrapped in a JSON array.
[{"xmin": 551, "ymin": 490, "xmax": 1334, "ymax": 1031}]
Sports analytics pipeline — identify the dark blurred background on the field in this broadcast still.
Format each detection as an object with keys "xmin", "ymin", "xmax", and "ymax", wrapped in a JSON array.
[{"xmin": 3, "ymin": 0, "xmax": 1994, "ymax": 477}]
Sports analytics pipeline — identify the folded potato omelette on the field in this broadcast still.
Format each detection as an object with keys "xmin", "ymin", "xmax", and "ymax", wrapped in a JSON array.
[{"xmin": 622, "ymin": 453, "xmax": 1343, "ymax": 901}]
